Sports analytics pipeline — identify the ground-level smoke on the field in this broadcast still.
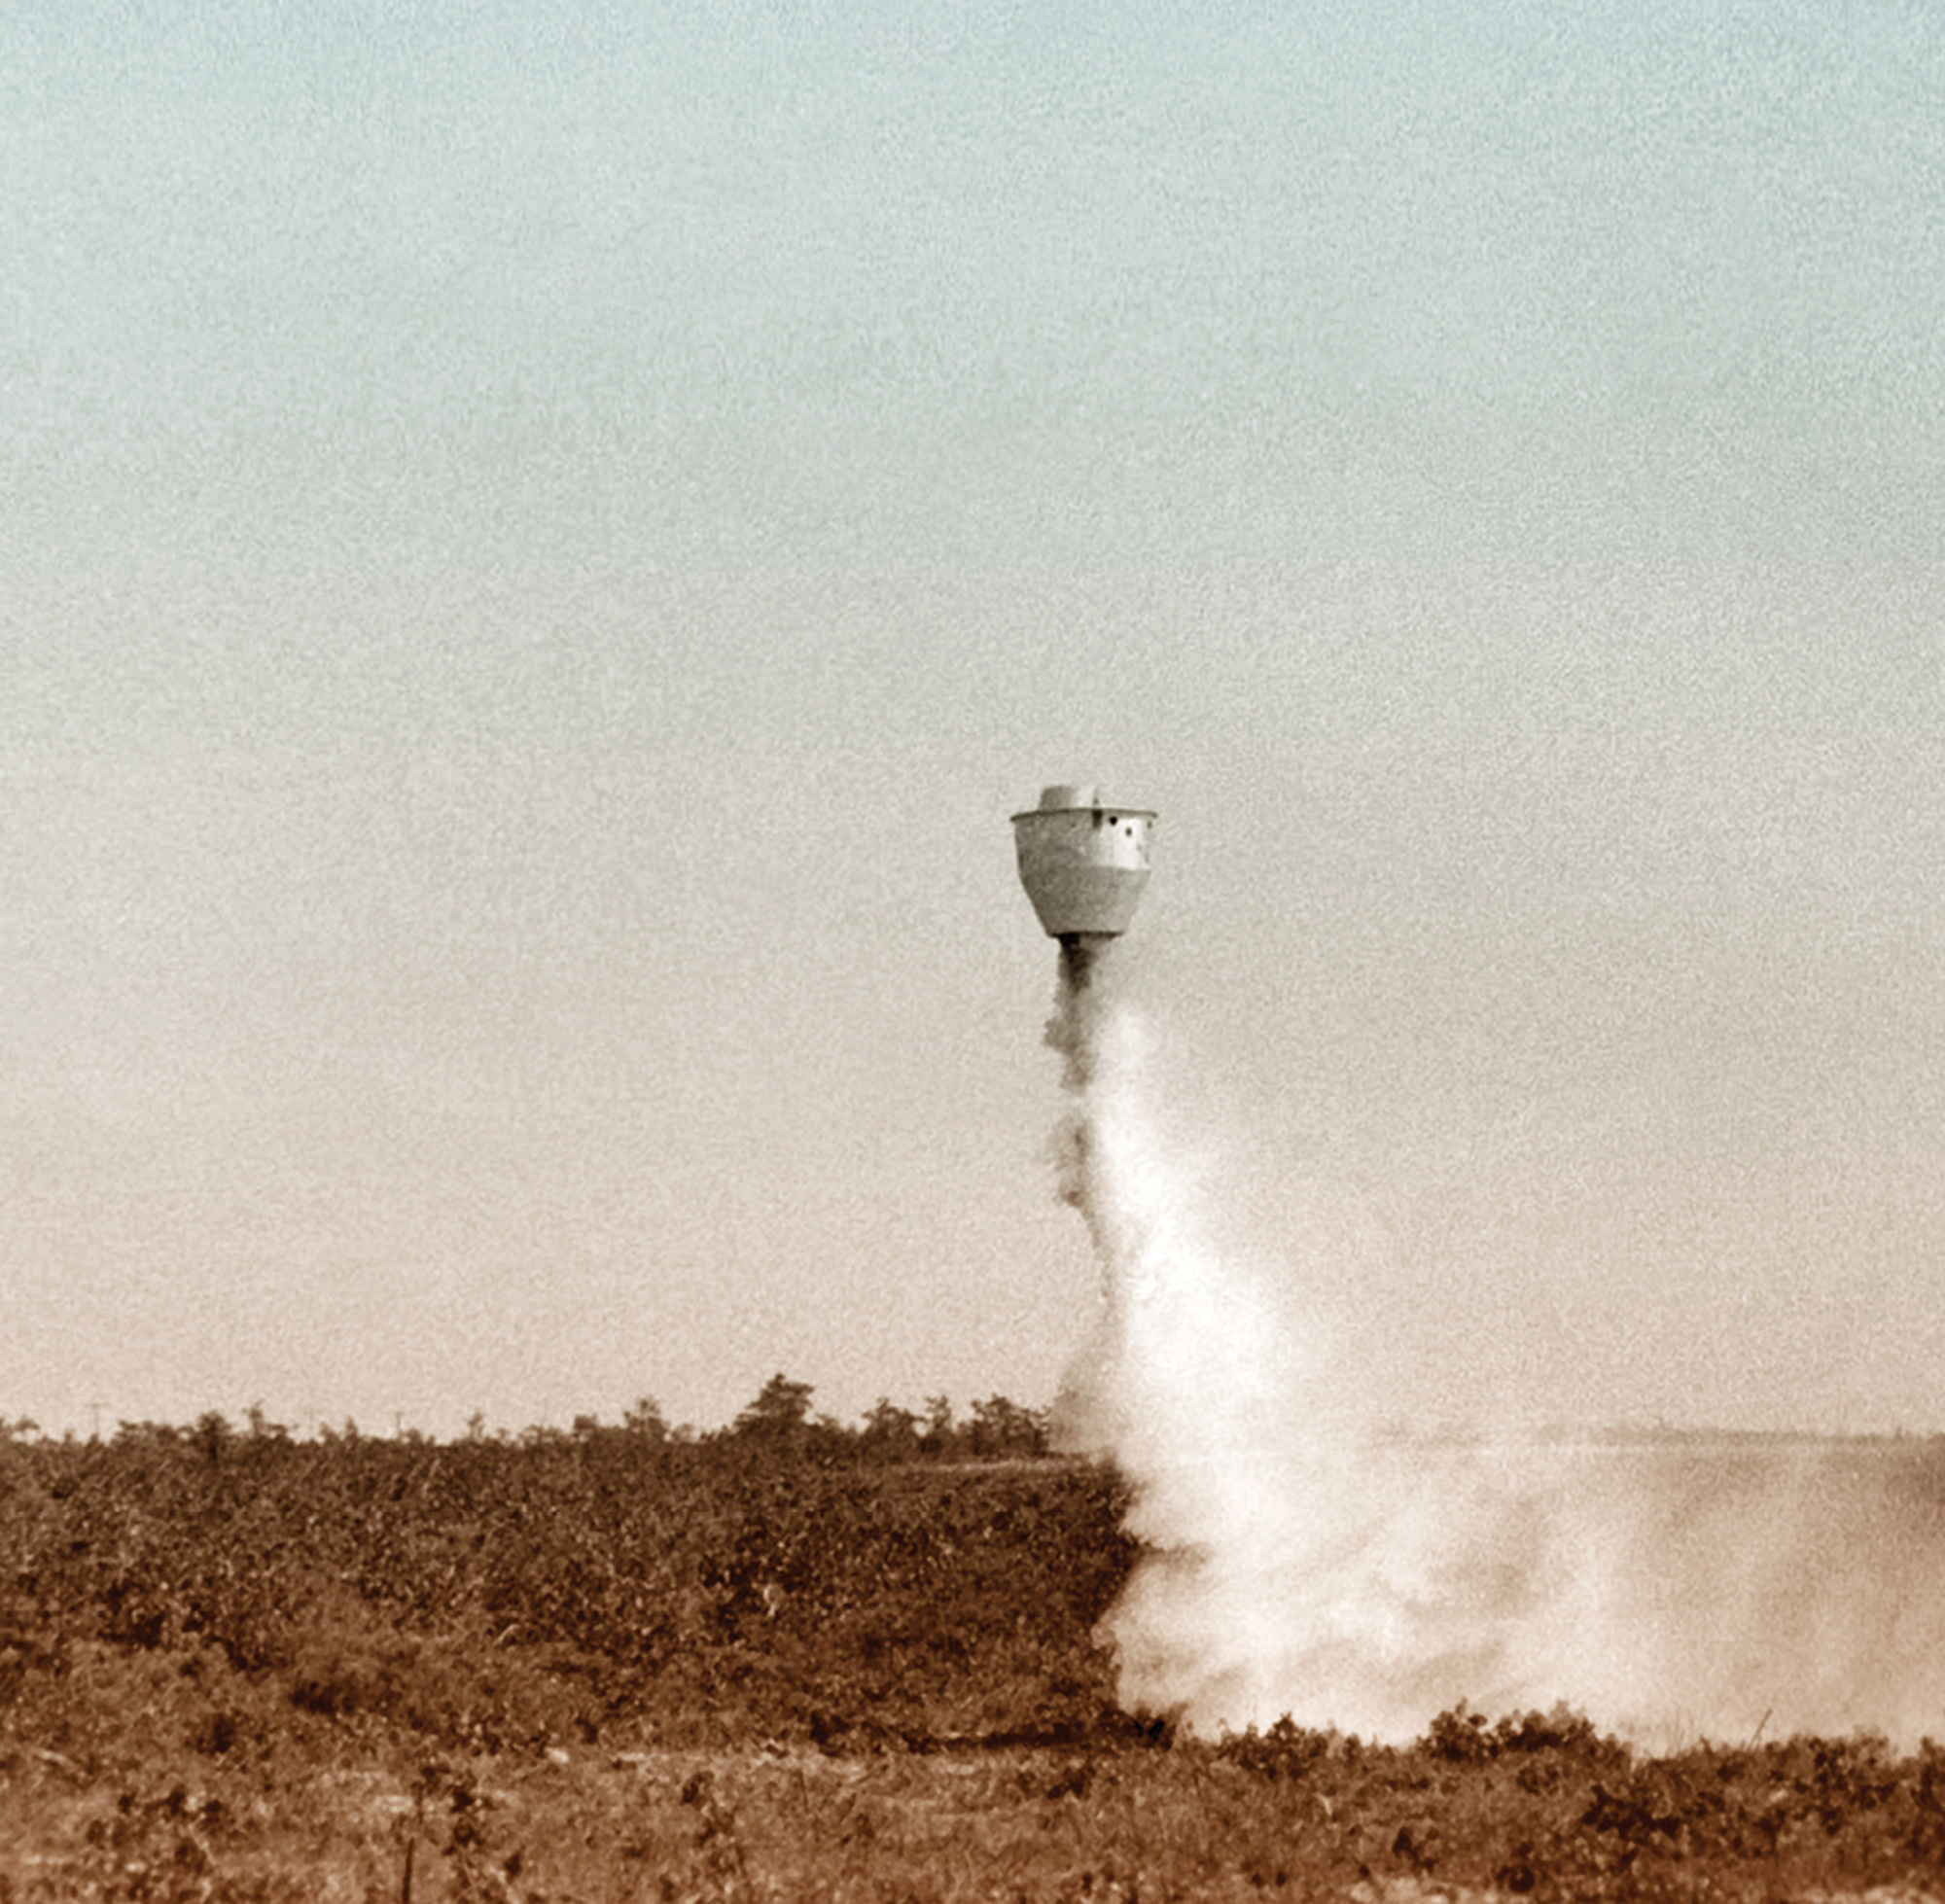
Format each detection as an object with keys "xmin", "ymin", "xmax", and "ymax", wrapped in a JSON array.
[{"xmin": 1046, "ymin": 952, "xmax": 1945, "ymax": 1747}]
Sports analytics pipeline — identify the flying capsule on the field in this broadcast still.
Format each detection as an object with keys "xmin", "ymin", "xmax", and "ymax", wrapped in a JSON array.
[{"xmin": 1010, "ymin": 785, "xmax": 1156, "ymax": 954}]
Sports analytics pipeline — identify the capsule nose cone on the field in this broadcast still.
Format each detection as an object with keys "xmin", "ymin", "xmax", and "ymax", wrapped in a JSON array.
[{"xmin": 1010, "ymin": 789, "xmax": 1156, "ymax": 939}]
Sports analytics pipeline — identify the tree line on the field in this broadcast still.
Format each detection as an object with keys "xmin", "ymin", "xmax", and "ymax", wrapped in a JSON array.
[{"xmin": 3, "ymin": 1375, "xmax": 1056, "ymax": 1463}]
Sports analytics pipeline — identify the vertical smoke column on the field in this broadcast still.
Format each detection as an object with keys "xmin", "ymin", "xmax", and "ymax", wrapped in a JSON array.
[{"xmin": 1036, "ymin": 925, "xmax": 1337, "ymax": 1733}]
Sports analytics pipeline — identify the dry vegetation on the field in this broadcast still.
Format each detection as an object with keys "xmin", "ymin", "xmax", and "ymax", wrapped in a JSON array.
[{"xmin": 3, "ymin": 1402, "xmax": 1944, "ymax": 1901}]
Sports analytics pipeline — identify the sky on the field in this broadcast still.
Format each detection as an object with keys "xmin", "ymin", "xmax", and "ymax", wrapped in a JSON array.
[{"xmin": 5, "ymin": 0, "xmax": 1944, "ymax": 1439}]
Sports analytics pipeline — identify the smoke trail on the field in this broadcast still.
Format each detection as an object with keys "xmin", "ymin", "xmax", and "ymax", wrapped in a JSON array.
[{"xmin": 1047, "ymin": 955, "xmax": 1945, "ymax": 1747}]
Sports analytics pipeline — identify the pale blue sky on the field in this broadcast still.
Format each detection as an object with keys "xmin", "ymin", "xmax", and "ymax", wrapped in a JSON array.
[{"xmin": 5, "ymin": 0, "xmax": 1944, "ymax": 1436}]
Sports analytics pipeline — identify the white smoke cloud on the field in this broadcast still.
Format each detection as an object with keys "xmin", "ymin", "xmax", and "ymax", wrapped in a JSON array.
[{"xmin": 1045, "ymin": 952, "xmax": 1945, "ymax": 1748}]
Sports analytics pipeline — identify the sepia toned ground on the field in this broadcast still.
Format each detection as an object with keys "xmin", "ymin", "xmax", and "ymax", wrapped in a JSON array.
[
  {"xmin": 5, "ymin": 1426, "xmax": 1945, "ymax": 1900},
  {"xmin": 9, "ymin": 1710, "xmax": 1945, "ymax": 1902}
]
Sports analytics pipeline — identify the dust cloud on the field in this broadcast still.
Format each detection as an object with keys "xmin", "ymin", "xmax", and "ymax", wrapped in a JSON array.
[{"xmin": 1043, "ymin": 949, "xmax": 1945, "ymax": 1748}]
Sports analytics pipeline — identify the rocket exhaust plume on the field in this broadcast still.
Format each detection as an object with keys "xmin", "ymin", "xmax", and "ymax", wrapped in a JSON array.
[{"xmin": 1017, "ymin": 786, "xmax": 1945, "ymax": 1748}]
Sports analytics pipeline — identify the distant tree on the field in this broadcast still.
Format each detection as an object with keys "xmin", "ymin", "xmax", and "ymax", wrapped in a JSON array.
[
  {"xmin": 859, "ymin": 1397, "xmax": 922, "ymax": 1463},
  {"xmin": 244, "ymin": 1401, "xmax": 290, "ymax": 1442},
  {"xmin": 919, "ymin": 1394, "xmax": 957, "ymax": 1458},
  {"xmin": 970, "ymin": 1394, "xmax": 1050, "ymax": 1460},
  {"xmin": 733, "ymin": 1374, "xmax": 816, "ymax": 1442},
  {"xmin": 623, "ymin": 1396, "xmax": 669, "ymax": 1443},
  {"xmin": 192, "ymin": 1411, "xmax": 232, "ymax": 1465}
]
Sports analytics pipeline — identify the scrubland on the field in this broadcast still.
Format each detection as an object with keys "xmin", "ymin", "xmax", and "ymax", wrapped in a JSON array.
[{"xmin": 3, "ymin": 1412, "xmax": 1943, "ymax": 1901}]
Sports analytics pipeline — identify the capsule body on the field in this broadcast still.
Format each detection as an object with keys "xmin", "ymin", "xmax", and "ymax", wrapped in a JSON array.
[{"xmin": 1010, "ymin": 784, "xmax": 1155, "ymax": 940}]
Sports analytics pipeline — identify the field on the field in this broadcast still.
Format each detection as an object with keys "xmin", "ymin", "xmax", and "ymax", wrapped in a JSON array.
[{"xmin": 4, "ymin": 1414, "xmax": 1944, "ymax": 1901}]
